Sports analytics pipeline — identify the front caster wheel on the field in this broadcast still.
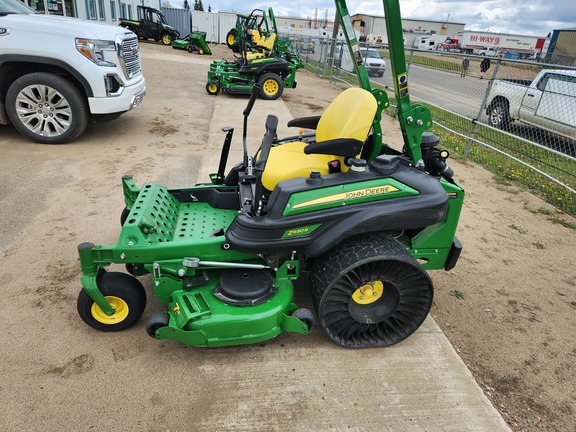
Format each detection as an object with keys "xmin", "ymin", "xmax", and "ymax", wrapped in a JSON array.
[
  {"xmin": 77, "ymin": 272, "xmax": 147, "ymax": 332},
  {"xmin": 206, "ymin": 81, "xmax": 220, "ymax": 95},
  {"xmin": 310, "ymin": 234, "xmax": 433, "ymax": 348}
]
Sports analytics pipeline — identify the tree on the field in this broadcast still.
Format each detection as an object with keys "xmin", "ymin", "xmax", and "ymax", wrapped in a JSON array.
[
  {"xmin": 193, "ymin": 0, "xmax": 198, "ymax": 10},
  {"xmin": 183, "ymin": 0, "xmax": 189, "ymax": 10},
  {"xmin": 208, "ymin": 4, "xmax": 211, "ymax": 12},
  {"xmin": 198, "ymin": 0, "xmax": 204, "ymax": 11}
]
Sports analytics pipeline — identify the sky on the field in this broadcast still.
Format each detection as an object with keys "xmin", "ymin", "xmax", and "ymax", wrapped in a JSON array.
[{"xmin": 171, "ymin": 0, "xmax": 576, "ymax": 37}]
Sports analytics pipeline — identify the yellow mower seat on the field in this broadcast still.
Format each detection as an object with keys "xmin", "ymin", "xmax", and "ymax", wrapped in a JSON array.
[
  {"xmin": 261, "ymin": 87, "xmax": 378, "ymax": 191},
  {"xmin": 245, "ymin": 31, "xmax": 277, "ymax": 61}
]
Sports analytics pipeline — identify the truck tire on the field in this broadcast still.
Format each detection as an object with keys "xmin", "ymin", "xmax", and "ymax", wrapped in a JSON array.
[
  {"xmin": 488, "ymin": 100, "xmax": 510, "ymax": 129},
  {"xmin": 6, "ymin": 72, "xmax": 89, "ymax": 144}
]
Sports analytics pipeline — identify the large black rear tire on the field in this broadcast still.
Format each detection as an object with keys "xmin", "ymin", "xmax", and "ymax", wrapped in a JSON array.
[{"xmin": 310, "ymin": 234, "xmax": 433, "ymax": 348}]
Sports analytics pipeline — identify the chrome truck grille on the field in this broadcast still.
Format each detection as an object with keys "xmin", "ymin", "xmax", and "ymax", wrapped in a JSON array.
[{"xmin": 119, "ymin": 36, "xmax": 141, "ymax": 79}]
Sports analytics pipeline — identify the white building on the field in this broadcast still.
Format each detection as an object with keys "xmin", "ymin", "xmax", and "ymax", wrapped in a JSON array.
[{"xmin": 22, "ymin": 0, "xmax": 161, "ymax": 22}]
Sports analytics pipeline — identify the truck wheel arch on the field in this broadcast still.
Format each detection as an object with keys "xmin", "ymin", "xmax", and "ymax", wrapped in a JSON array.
[{"xmin": 0, "ymin": 54, "xmax": 94, "ymax": 98}]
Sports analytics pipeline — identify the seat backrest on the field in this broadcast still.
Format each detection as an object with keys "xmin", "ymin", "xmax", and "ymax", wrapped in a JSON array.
[
  {"xmin": 249, "ymin": 29, "xmax": 262, "ymax": 45},
  {"xmin": 258, "ymin": 33, "xmax": 276, "ymax": 51},
  {"xmin": 316, "ymin": 88, "xmax": 377, "ymax": 143},
  {"xmin": 259, "ymin": 88, "xmax": 378, "ymax": 192}
]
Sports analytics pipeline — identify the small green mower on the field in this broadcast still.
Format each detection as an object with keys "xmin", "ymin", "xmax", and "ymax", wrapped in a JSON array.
[
  {"xmin": 171, "ymin": 27, "xmax": 212, "ymax": 55},
  {"xmin": 206, "ymin": 9, "xmax": 302, "ymax": 100},
  {"xmin": 76, "ymin": 0, "xmax": 464, "ymax": 349}
]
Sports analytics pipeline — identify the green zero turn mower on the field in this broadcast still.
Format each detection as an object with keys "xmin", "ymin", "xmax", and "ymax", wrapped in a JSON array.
[
  {"xmin": 76, "ymin": 0, "xmax": 464, "ymax": 349},
  {"xmin": 206, "ymin": 8, "xmax": 303, "ymax": 100}
]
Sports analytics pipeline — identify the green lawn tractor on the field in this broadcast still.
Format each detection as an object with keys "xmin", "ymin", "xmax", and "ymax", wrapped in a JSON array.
[
  {"xmin": 76, "ymin": 0, "xmax": 464, "ymax": 349},
  {"xmin": 171, "ymin": 27, "xmax": 212, "ymax": 55}
]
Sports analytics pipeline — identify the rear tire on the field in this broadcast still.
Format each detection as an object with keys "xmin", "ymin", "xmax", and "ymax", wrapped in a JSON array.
[
  {"xmin": 310, "ymin": 234, "xmax": 433, "ymax": 348},
  {"xmin": 258, "ymin": 73, "xmax": 284, "ymax": 100}
]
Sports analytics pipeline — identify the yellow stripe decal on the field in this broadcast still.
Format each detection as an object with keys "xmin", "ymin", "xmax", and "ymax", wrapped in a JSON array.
[{"xmin": 292, "ymin": 185, "xmax": 400, "ymax": 210}]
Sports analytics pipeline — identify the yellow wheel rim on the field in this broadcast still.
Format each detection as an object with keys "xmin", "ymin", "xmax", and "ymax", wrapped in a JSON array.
[
  {"xmin": 352, "ymin": 280, "xmax": 384, "ymax": 305},
  {"xmin": 199, "ymin": 49, "xmax": 204, "ymax": 55},
  {"xmin": 91, "ymin": 296, "xmax": 129, "ymax": 324},
  {"xmin": 262, "ymin": 79, "xmax": 279, "ymax": 96},
  {"xmin": 208, "ymin": 84, "xmax": 218, "ymax": 93},
  {"xmin": 162, "ymin": 36, "xmax": 170, "ymax": 45},
  {"xmin": 228, "ymin": 35, "xmax": 235, "ymax": 45}
]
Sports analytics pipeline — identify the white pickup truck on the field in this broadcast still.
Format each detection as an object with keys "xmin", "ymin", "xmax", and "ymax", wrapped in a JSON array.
[
  {"xmin": 0, "ymin": 0, "xmax": 146, "ymax": 144},
  {"xmin": 486, "ymin": 69, "xmax": 576, "ymax": 140}
]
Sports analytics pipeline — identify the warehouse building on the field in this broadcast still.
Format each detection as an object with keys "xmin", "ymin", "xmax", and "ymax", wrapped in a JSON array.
[{"xmin": 546, "ymin": 28, "xmax": 576, "ymax": 66}]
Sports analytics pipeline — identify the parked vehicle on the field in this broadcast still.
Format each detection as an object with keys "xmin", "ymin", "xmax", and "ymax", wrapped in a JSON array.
[
  {"xmin": 439, "ymin": 31, "xmax": 546, "ymax": 59},
  {"xmin": 340, "ymin": 47, "xmax": 386, "ymax": 77},
  {"xmin": 207, "ymin": 8, "xmax": 302, "ymax": 100},
  {"xmin": 474, "ymin": 47, "xmax": 498, "ymax": 57},
  {"xmin": 0, "ymin": 0, "xmax": 146, "ymax": 144},
  {"xmin": 486, "ymin": 69, "xmax": 576, "ymax": 140},
  {"xmin": 412, "ymin": 35, "xmax": 445, "ymax": 51},
  {"xmin": 119, "ymin": 6, "xmax": 180, "ymax": 45}
]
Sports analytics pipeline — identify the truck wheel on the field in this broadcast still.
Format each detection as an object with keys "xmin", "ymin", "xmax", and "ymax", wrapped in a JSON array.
[
  {"xmin": 488, "ymin": 100, "xmax": 510, "ymax": 129},
  {"xmin": 161, "ymin": 34, "xmax": 173, "ymax": 45},
  {"xmin": 6, "ymin": 72, "xmax": 89, "ymax": 144},
  {"xmin": 206, "ymin": 82, "xmax": 220, "ymax": 95},
  {"xmin": 226, "ymin": 29, "xmax": 237, "ymax": 49},
  {"xmin": 77, "ymin": 272, "xmax": 147, "ymax": 332},
  {"xmin": 310, "ymin": 234, "xmax": 433, "ymax": 348},
  {"xmin": 258, "ymin": 73, "xmax": 284, "ymax": 100}
]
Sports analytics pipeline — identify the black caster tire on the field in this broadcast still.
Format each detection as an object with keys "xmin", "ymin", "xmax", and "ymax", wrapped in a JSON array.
[
  {"xmin": 310, "ymin": 234, "xmax": 433, "ymax": 348},
  {"xmin": 292, "ymin": 308, "xmax": 316, "ymax": 332},
  {"xmin": 77, "ymin": 272, "xmax": 147, "ymax": 332},
  {"xmin": 146, "ymin": 313, "xmax": 170, "ymax": 338}
]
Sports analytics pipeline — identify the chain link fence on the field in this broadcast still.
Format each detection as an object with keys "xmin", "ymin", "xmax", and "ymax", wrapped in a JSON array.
[{"xmin": 282, "ymin": 34, "xmax": 576, "ymax": 217}]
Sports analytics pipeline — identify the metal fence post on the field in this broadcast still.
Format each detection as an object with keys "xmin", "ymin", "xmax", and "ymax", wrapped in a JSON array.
[{"xmin": 406, "ymin": 48, "xmax": 414, "ymax": 75}]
